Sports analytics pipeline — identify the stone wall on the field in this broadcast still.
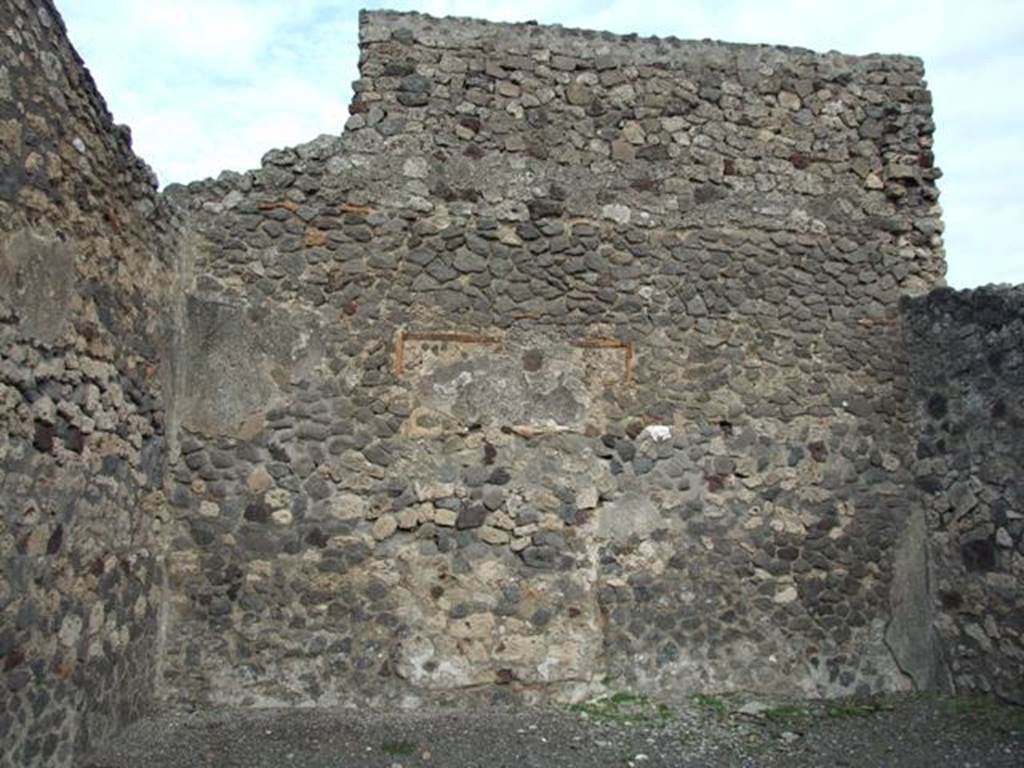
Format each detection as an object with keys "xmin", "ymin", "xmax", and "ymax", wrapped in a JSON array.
[
  {"xmin": 8, "ymin": 4, "xmax": 1021, "ymax": 764},
  {"xmin": 905, "ymin": 287, "xmax": 1024, "ymax": 704},
  {"xmin": 0, "ymin": 1, "xmax": 180, "ymax": 765},
  {"xmin": 159, "ymin": 10, "xmax": 945, "ymax": 708}
]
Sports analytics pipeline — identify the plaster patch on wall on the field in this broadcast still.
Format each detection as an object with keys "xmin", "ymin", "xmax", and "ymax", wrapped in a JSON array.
[
  {"xmin": 399, "ymin": 332, "xmax": 631, "ymax": 436},
  {"xmin": 179, "ymin": 296, "xmax": 322, "ymax": 437},
  {"xmin": 598, "ymin": 493, "xmax": 669, "ymax": 542},
  {"xmin": 0, "ymin": 229, "xmax": 75, "ymax": 342}
]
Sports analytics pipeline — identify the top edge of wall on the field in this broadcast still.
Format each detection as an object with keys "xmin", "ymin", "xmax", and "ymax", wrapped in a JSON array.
[{"xmin": 357, "ymin": 8, "xmax": 925, "ymax": 71}]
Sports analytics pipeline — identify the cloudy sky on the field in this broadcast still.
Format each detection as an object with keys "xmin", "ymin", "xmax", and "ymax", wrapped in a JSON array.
[{"xmin": 59, "ymin": 0, "xmax": 1023, "ymax": 287}]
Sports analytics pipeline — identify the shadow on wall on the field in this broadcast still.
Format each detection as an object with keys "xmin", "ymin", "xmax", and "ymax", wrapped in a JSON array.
[{"xmin": 904, "ymin": 287, "xmax": 1024, "ymax": 705}]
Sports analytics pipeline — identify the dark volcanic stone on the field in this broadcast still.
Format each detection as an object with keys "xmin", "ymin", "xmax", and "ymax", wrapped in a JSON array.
[
  {"xmin": 456, "ymin": 504, "xmax": 487, "ymax": 530},
  {"xmin": 615, "ymin": 439, "xmax": 635, "ymax": 462},
  {"xmin": 363, "ymin": 444, "xmax": 393, "ymax": 467},
  {"xmin": 527, "ymin": 198, "xmax": 563, "ymax": 219},
  {"xmin": 487, "ymin": 467, "xmax": 512, "ymax": 485},
  {"xmin": 32, "ymin": 422, "xmax": 55, "ymax": 452},
  {"xmin": 244, "ymin": 502, "xmax": 271, "ymax": 524},
  {"xmin": 961, "ymin": 537, "xmax": 996, "ymax": 572}
]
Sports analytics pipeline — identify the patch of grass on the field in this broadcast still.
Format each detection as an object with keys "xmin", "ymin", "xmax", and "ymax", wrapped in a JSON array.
[
  {"xmin": 942, "ymin": 694, "xmax": 1024, "ymax": 735},
  {"xmin": 570, "ymin": 693, "xmax": 673, "ymax": 726},
  {"xmin": 692, "ymin": 693, "xmax": 728, "ymax": 717},
  {"xmin": 381, "ymin": 739, "xmax": 418, "ymax": 756},
  {"xmin": 762, "ymin": 704, "xmax": 810, "ymax": 725},
  {"xmin": 945, "ymin": 695, "xmax": 1001, "ymax": 719},
  {"xmin": 608, "ymin": 692, "xmax": 644, "ymax": 706}
]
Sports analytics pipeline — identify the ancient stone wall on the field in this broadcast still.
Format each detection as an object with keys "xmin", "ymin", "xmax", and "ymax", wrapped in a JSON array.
[
  {"xmin": 159, "ymin": 10, "xmax": 944, "ymax": 708},
  {"xmin": 0, "ymin": 1, "xmax": 180, "ymax": 765},
  {"xmin": 10, "ymin": 4, "xmax": 1022, "ymax": 764},
  {"xmin": 905, "ymin": 288, "xmax": 1024, "ymax": 704}
]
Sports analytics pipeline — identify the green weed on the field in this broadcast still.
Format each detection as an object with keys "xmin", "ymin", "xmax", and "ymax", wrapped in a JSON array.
[
  {"xmin": 762, "ymin": 704, "xmax": 810, "ymax": 725},
  {"xmin": 381, "ymin": 739, "xmax": 418, "ymax": 756},
  {"xmin": 571, "ymin": 693, "xmax": 673, "ymax": 726},
  {"xmin": 945, "ymin": 695, "xmax": 1000, "ymax": 718},
  {"xmin": 692, "ymin": 693, "xmax": 728, "ymax": 717}
]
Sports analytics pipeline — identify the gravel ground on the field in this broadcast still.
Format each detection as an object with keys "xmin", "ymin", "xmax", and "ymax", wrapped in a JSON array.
[{"xmin": 81, "ymin": 692, "xmax": 1024, "ymax": 768}]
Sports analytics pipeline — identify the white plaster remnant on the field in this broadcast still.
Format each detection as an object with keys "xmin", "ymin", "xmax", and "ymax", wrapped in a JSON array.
[
  {"xmin": 59, "ymin": 614, "xmax": 83, "ymax": 647},
  {"xmin": 601, "ymin": 203, "xmax": 632, "ymax": 225},
  {"xmin": 198, "ymin": 501, "xmax": 220, "ymax": 518},
  {"xmin": 434, "ymin": 370, "xmax": 474, "ymax": 398},
  {"xmin": 643, "ymin": 425, "xmax": 672, "ymax": 442},
  {"xmin": 773, "ymin": 586, "xmax": 799, "ymax": 604}
]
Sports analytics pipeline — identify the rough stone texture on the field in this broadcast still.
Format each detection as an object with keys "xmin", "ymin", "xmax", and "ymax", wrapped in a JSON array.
[
  {"xmin": 905, "ymin": 287, "xmax": 1024, "ymax": 704},
  {"xmin": 0, "ymin": 1, "xmax": 181, "ymax": 765},
  {"xmin": 158, "ymin": 10, "xmax": 946, "ymax": 709},
  {"xmin": 2, "ymin": 3, "xmax": 1022, "ymax": 767}
]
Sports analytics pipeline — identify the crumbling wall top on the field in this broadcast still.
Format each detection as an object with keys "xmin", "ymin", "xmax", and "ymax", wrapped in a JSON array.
[{"xmin": 359, "ymin": 9, "xmax": 925, "ymax": 72}]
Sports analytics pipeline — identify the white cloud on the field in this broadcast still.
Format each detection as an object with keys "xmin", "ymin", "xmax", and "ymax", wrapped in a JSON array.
[
  {"xmin": 57, "ymin": 0, "xmax": 1023, "ymax": 286},
  {"xmin": 128, "ymin": 2, "xmax": 279, "ymax": 67}
]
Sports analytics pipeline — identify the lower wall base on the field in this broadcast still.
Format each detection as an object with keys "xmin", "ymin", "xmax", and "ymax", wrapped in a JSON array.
[
  {"xmin": 0, "ymin": 553, "xmax": 161, "ymax": 768},
  {"xmin": 159, "ymin": 530, "xmax": 912, "ymax": 709}
]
